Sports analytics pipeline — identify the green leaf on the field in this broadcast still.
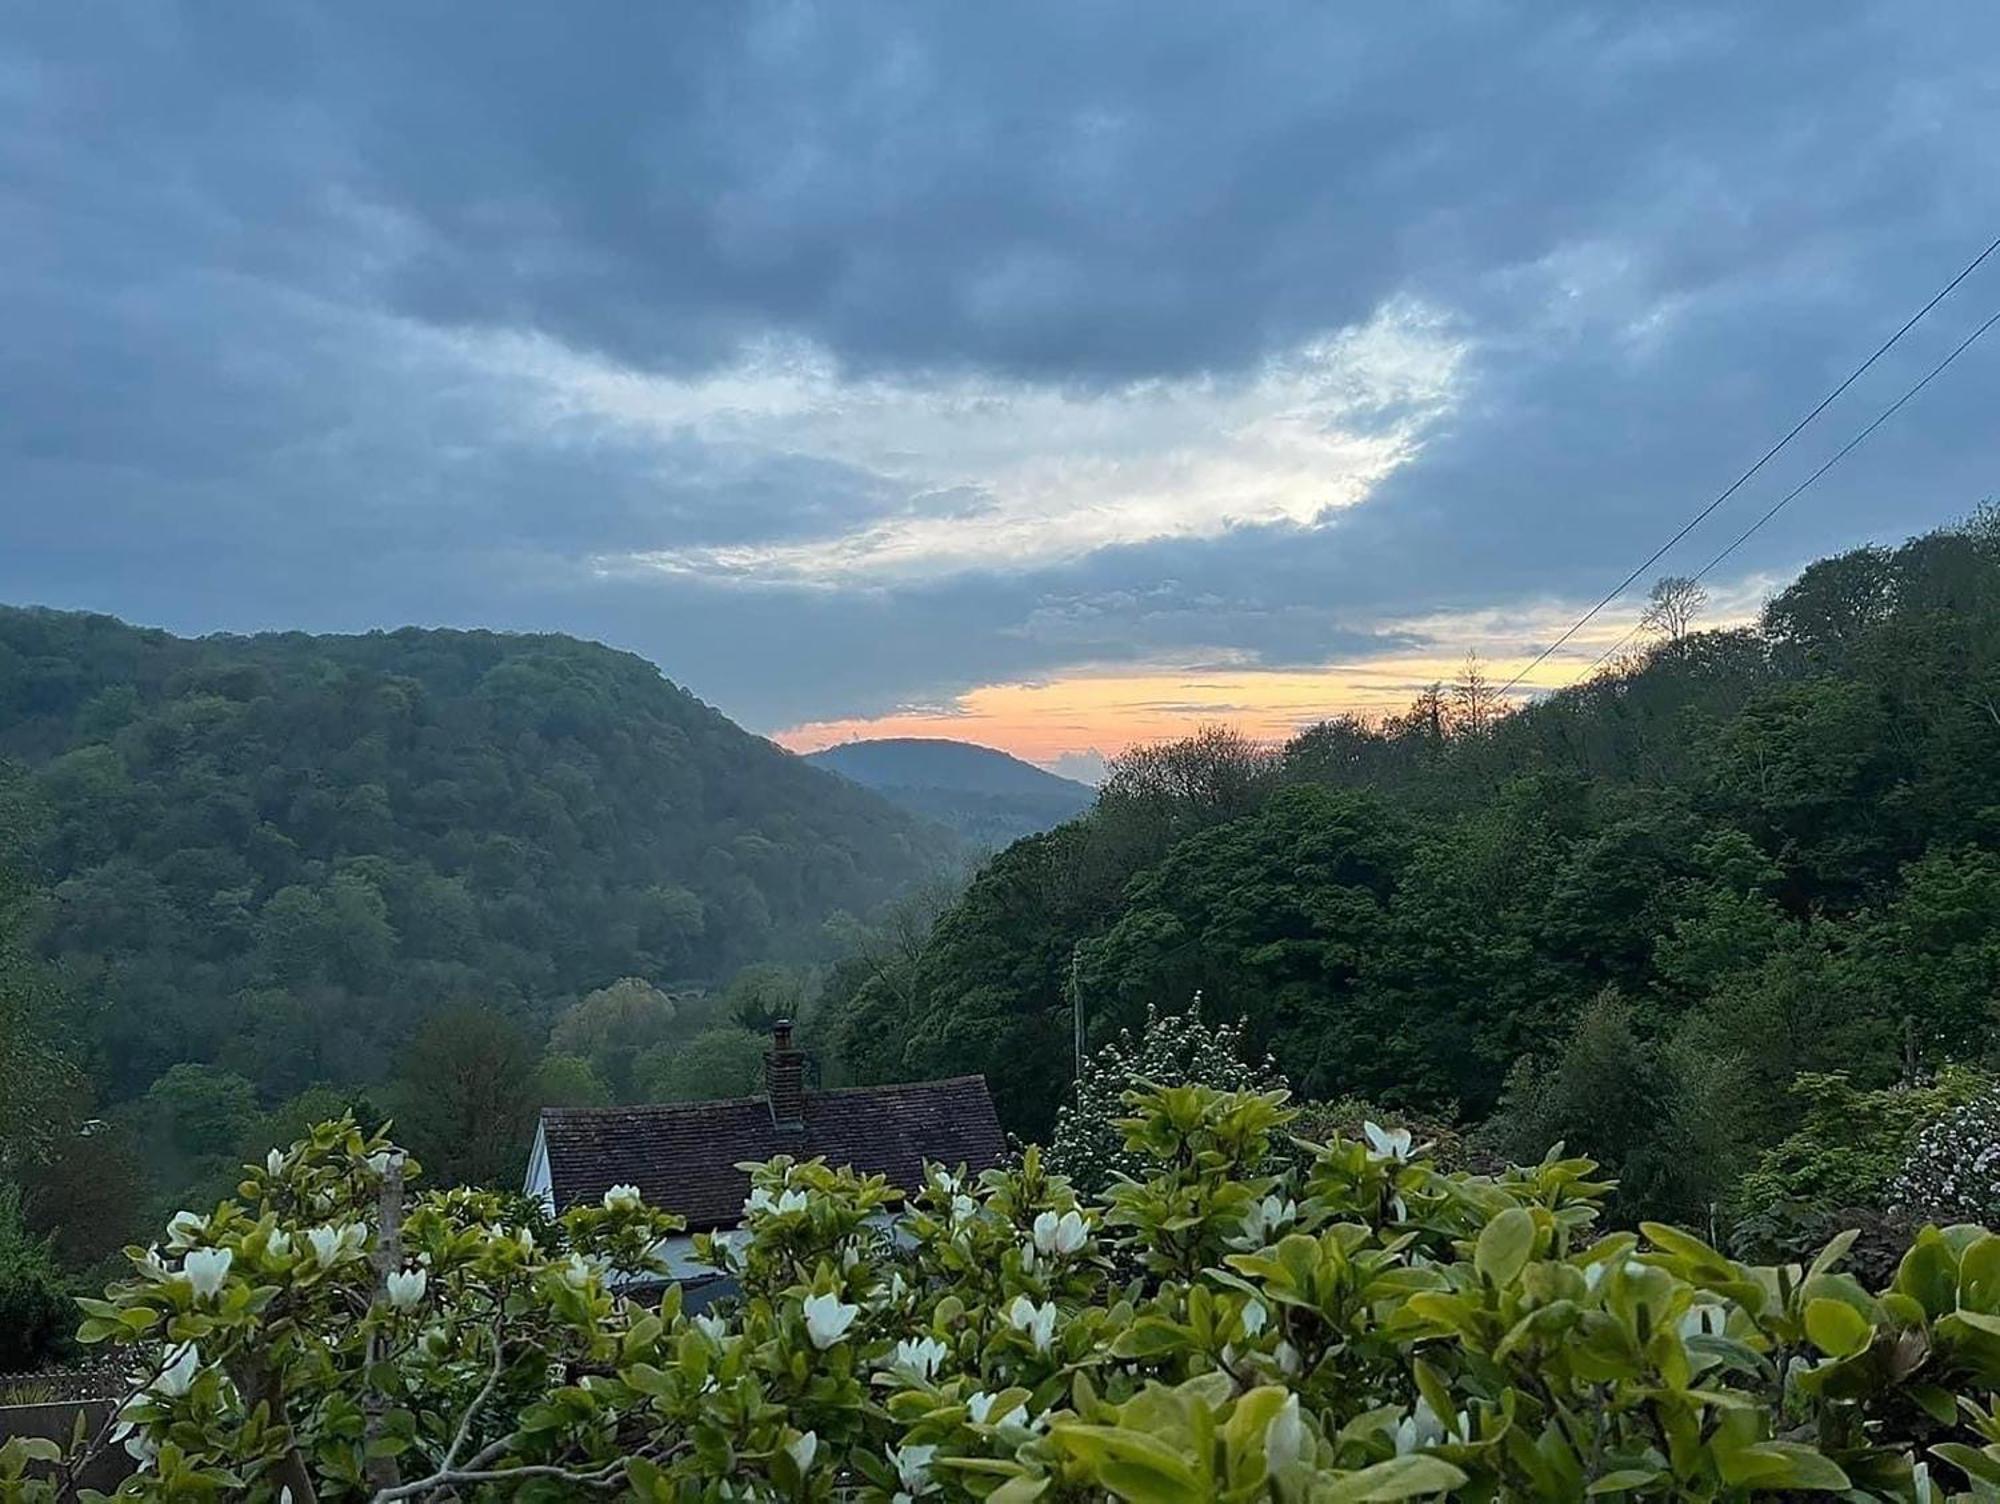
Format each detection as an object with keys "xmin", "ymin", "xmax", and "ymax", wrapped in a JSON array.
[
  {"xmin": 1585, "ymin": 1469, "xmax": 1663, "ymax": 1493},
  {"xmin": 988, "ymin": 1476, "xmax": 1051, "ymax": 1504},
  {"xmin": 1640, "ymin": 1222, "xmax": 1730, "ymax": 1274},
  {"xmin": 1807, "ymin": 1227, "xmax": 1859, "ymax": 1281},
  {"xmin": 1475, "ymin": 1208, "xmax": 1535, "ymax": 1289},
  {"xmin": 1718, "ymin": 1441, "xmax": 1850, "ymax": 1492},
  {"xmin": 1946, "ymin": 1309, "xmax": 2000, "ymax": 1338},
  {"xmin": 1803, "ymin": 1297, "xmax": 1872, "ymax": 1358},
  {"xmin": 1313, "ymin": 1454, "xmax": 1470, "ymax": 1501},
  {"xmin": 1933, "ymin": 1442, "xmax": 2000, "ymax": 1489},
  {"xmin": 1961, "ymin": 1235, "xmax": 2000, "ymax": 1315},
  {"xmin": 1895, "ymin": 1233, "xmax": 1960, "ymax": 1319},
  {"xmin": 1051, "ymin": 1423, "xmax": 1205, "ymax": 1504}
]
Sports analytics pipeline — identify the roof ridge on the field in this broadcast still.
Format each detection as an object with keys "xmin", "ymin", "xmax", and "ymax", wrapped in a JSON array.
[{"xmin": 539, "ymin": 1074, "xmax": 994, "ymax": 1120}]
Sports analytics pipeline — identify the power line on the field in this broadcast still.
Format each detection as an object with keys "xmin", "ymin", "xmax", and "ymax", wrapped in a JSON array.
[
  {"xmin": 1499, "ymin": 232, "xmax": 2000, "ymax": 697},
  {"xmin": 1573, "ymin": 302, "xmax": 2000, "ymax": 682}
]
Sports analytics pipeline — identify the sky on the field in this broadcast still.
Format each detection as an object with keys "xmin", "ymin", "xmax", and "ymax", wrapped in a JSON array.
[{"xmin": 3, "ymin": 5, "xmax": 1997, "ymax": 777}]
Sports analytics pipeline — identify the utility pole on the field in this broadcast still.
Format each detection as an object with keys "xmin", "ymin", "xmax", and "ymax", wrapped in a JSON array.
[{"xmin": 1070, "ymin": 943, "xmax": 1085, "ymax": 1080}]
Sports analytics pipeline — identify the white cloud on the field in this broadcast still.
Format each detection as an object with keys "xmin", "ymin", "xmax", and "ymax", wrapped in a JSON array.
[{"xmin": 448, "ymin": 299, "xmax": 1468, "ymax": 583}]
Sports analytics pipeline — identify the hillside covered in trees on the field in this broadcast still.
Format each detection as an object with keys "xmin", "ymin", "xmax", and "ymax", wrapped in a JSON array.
[
  {"xmin": 0, "ymin": 613, "xmax": 960, "ymax": 1275},
  {"xmin": 821, "ymin": 513, "xmax": 2000, "ymax": 1243}
]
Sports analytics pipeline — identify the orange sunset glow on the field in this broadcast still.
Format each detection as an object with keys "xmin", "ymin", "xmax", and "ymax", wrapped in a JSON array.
[{"xmin": 774, "ymin": 647, "xmax": 1598, "ymax": 768}]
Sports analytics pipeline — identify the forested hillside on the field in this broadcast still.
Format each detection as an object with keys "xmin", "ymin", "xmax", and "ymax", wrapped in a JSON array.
[
  {"xmin": 806, "ymin": 737, "xmax": 1095, "ymax": 846},
  {"xmin": 0, "ymin": 613, "xmax": 959, "ymax": 1252},
  {"xmin": 822, "ymin": 513, "xmax": 2000, "ymax": 1238}
]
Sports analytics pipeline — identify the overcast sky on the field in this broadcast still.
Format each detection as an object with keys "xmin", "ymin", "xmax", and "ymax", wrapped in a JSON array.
[{"xmin": 4, "ymin": 4, "xmax": 1997, "ymax": 773}]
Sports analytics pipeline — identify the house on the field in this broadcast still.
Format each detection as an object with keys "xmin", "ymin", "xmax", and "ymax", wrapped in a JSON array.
[{"xmin": 524, "ymin": 1020, "xmax": 1006, "ymax": 1292}]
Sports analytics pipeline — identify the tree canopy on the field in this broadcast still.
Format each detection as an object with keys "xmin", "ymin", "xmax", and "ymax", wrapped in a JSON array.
[{"xmin": 820, "ymin": 513, "xmax": 2000, "ymax": 1246}]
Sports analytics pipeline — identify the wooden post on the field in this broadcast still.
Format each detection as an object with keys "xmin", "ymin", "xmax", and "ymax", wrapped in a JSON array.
[{"xmin": 363, "ymin": 1152, "xmax": 406, "ymax": 1492}]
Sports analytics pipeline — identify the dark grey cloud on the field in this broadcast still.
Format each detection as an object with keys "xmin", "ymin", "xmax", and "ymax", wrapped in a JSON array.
[{"xmin": 2, "ymin": 2, "xmax": 1997, "ymax": 738}]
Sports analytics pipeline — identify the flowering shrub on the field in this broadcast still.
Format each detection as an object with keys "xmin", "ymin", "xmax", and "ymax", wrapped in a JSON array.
[
  {"xmin": 1894, "ymin": 1086, "xmax": 2000, "ymax": 1225},
  {"xmin": 10, "ymin": 1089, "xmax": 2000, "ymax": 1499},
  {"xmin": 1046, "ymin": 998, "xmax": 1284, "ymax": 1192}
]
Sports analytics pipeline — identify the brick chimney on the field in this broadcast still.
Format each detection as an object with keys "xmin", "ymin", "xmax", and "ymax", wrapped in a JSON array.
[{"xmin": 765, "ymin": 1018, "xmax": 806, "ymax": 1130}]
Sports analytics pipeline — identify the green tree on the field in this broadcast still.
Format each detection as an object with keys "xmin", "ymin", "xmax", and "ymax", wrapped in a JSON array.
[
  {"xmin": 0, "ymin": 1182, "xmax": 73, "ymax": 1368},
  {"xmin": 530, "ymin": 1051, "xmax": 612, "ymax": 1108},
  {"xmin": 1481, "ymin": 989, "xmax": 1747, "ymax": 1225},
  {"xmin": 1076, "ymin": 786, "xmax": 1405, "ymax": 1106},
  {"xmin": 635, "ymin": 1027, "xmax": 767, "ymax": 1103},
  {"xmin": 547, "ymin": 977, "xmax": 679, "ymax": 1101},
  {"xmin": 390, "ymin": 1005, "xmax": 536, "ymax": 1187}
]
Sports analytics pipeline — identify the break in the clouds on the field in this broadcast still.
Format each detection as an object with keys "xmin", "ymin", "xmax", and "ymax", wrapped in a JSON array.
[
  {"xmin": 465, "ymin": 299, "xmax": 1464, "ymax": 580},
  {"xmin": 3, "ymin": 3, "xmax": 1997, "ymax": 761}
]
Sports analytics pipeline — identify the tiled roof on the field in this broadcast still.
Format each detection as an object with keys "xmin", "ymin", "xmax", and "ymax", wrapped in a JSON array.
[{"xmin": 537, "ymin": 1076, "xmax": 1006, "ymax": 1231}]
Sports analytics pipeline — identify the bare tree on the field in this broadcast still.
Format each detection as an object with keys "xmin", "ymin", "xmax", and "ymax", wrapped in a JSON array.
[
  {"xmin": 1639, "ymin": 575, "xmax": 1708, "ymax": 644},
  {"xmin": 1449, "ymin": 651, "xmax": 1502, "ymax": 735}
]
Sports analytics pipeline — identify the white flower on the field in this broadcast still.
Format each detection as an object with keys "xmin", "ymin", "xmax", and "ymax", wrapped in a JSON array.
[
  {"xmin": 695, "ymin": 1313, "xmax": 728, "ymax": 1341},
  {"xmin": 929, "ymin": 1168, "xmax": 960, "ymax": 1195},
  {"xmin": 1274, "ymin": 1339, "xmax": 1301, "ymax": 1377},
  {"xmin": 802, "ymin": 1292, "xmax": 859, "ymax": 1349},
  {"xmin": 1265, "ymin": 1392, "xmax": 1309, "ymax": 1475},
  {"xmin": 1677, "ymin": 1303, "xmax": 1725, "ymax": 1341},
  {"xmin": 516, "ymin": 1226, "xmax": 537, "ymax": 1253},
  {"xmin": 980, "ymin": 1400, "xmax": 1040, "ymax": 1432},
  {"xmin": 560, "ymin": 1253, "xmax": 595, "ymax": 1289},
  {"xmin": 1240, "ymin": 1299, "xmax": 1268, "ymax": 1338},
  {"xmin": 122, "ymin": 1428, "xmax": 159, "ymax": 1465},
  {"xmin": 776, "ymin": 1188, "xmax": 809, "ymax": 1215},
  {"xmin": 1032, "ymin": 1209, "xmax": 1087, "ymax": 1256},
  {"xmin": 366, "ymin": 1149, "xmax": 400, "ymax": 1177},
  {"xmin": 786, "ymin": 1430, "xmax": 818, "ymax": 1473},
  {"xmin": 1239, "ymin": 1195, "xmax": 1297, "ymax": 1245},
  {"xmin": 1362, "ymin": 1121, "xmax": 1413, "ymax": 1163},
  {"xmin": 602, "ymin": 1183, "xmax": 642, "ymax": 1210},
  {"xmin": 951, "ymin": 1193, "xmax": 977, "ymax": 1222},
  {"xmin": 305, "ymin": 1223, "xmax": 366, "ymax": 1266},
  {"xmin": 892, "ymin": 1442, "xmax": 938, "ymax": 1495},
  {"xmin": 891, "ymin": 1335, "xmax": 950, "ymax": 1380},
  {"xmin": 386, "ymin": 1269, "xmax": 427, "ymax": 1308},
  {"xmin": 265, "ymin": 1230, "xmax": 293, "ymax": 1261},
  {"xmin": 1393, "ymin": 1398, "xmax": 1445, "ymax": 1455},
  {"xmin": 265, "ymin": 1149, "xmax": 284, "ymax": 1175},
  {"xmin": 152, "ymin": 1342, "xmax": 200, "ymax": 1398},
  {"xmin": 969, "ymin": 1388, "xmax": 1034, "ymax": 1429},
  {"xmin": 165, "ymin": 1211, "xmax": 206, "ymax": 1251},
  {"xmin": 1007, "ymin": 1295, "xmax": 1059, "ymax": 1353},
  {"xmin": 744, "ymin": 1186, "xmax": 775, "ymax": 1216},
  {"xmin": 182, "ymin": 1247, "xmax": 233, "ymax": 1301}
]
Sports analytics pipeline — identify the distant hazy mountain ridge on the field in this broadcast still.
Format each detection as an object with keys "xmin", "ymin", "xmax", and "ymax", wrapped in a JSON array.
[{"xmin": 805, "ymin": 737, "xmax": 1095, "ymax": 846}]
